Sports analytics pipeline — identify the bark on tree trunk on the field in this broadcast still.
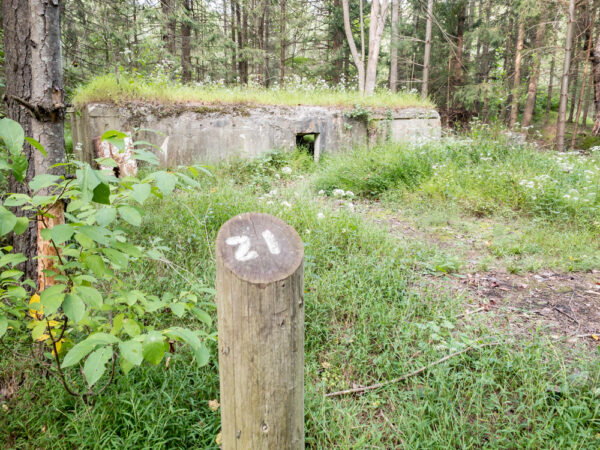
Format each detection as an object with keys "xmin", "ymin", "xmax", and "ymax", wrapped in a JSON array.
[
  {"xmin": 546, "ymin": 32, "xmax": 558, "ymax": 122},
  {"xmin": 568, "ymin": 43, "xmax": 580, "ymax": 123},
  {"xmin": 3, "ymin": 0, "xmax": 66, "ymax": 288},
  {"xmin": 181, "ymin": 0, "xmax": 192, "ymax": 83},
  {"xmin": 422, "ymin": 0, "xmax": 433, "ymax": 99},
  {"xmin": 331, "ymin": 0, "xmax": 344, "ymax": 84},
  {"xmin": 389, "ymin": 0, "xmax": 399, "ymax": 92},
  {"xmin": 590, "ymin": 29, "xmax": 600, "ymax": 134},
  {"xmin": 509, "ymin": 21, "xmax": 525, "ymax": 129},
  {"xmin": 342, "ymin": 0, "xmax": 365, "ymax": 93},
  {"xmin": 522, "ymin": 17, "xmax": 546, "ymax": 128},
  {"xmin": 364, "ymin": 0, "xmax": 390, "ymax": 95},
  {"xmin": 280, "ymin": 0, "xmax": 286, "ymax": 86},
  {"xmin": 557, "ymin": 0, "xmax": 576, "ymax": 151},
  {"xmin": 481, "ymin": 0, "xmax": 492, "ymax": 120},
  {"xmin": 161, "ymin": 0, "xmax": 177, "ymax": 55}
]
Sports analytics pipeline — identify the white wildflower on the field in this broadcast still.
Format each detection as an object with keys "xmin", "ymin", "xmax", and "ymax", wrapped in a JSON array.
[
  {"xmin": 333, "ymin": 189, "xmax": 345, "ymax": 197},
  {"xmin": 317, "ymin": 212, "xmax": 325, "ymax": 220},
  {"xmin": 281, "ymin": 166, "xmax": 292, "ymax": 175},
  {"xmin": 281, "ymin": 200, "xmax": 292, "ymax": 208}
]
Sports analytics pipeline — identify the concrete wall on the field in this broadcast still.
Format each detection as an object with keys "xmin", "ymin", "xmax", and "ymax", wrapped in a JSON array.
[{"xmin": 70, "ymin": 103, "xmax": 441, "ymax": 166}]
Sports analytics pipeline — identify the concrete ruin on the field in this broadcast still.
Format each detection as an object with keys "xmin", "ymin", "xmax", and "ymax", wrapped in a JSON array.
[{"xmin": 70, "ymin": 103, "xmax": 441, "ymax": 166}]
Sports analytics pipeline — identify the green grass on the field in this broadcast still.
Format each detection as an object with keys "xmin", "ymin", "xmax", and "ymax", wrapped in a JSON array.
[
  {"xmin": 71, "ymin": 74, "xmax": 433, "ymax": 109},
  {"xmin": 3, "ymin": 135, "xmax": 600, "ymax": 448}
]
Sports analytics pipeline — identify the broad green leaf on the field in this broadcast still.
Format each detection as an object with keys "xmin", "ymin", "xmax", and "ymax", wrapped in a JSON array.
[
  {"xmin": 112, "ymin": 241, "xmax": 143, "ymax": 258},
  {"xmin": 83, "ymin": 254, "xmax": 106, "ymax": 278},
  {"xmin": 49, "ymin": 224, "xmax": 75, "ymax": 244},
  {"xmin": 29, "ymin": 174, "xmax": 60, "ymax": 192},
  {"xmin": 63, "ymin": 293, "xmax": 85, "ymax": 323},
  {"xmin": 123, "ymin": 318, "xmax": 141, "ymax": 337},
  {"xmin": 0, "ymin": 314, "xmax": 7, "ymax": 338},
  {"xmin": 164, "ymin": 327, "xmax": 210, "ymax": 367},
  {"xmin": 61, "ymin": 332, "xmax": 119, "ymax": 368},
  {"xmin": 77, "ymin": 226, "xmax": 110, "ymax": 245},
  {"xmin": 0, "ymin": 118, "xmax": 25, "ymax": 154},
  {"xmin": 0, "ymin": 207, "xmax": 17, "ymax": 236},
  {"xmin": 170, "ymin": 302, "xmax": 186, "ymax": 318},
  {"xmin": 95, "ymin": 157, "xmax": 118, "ymax": 167},
  {"xmin": 40, "ymin": 284, "xmax": 66, "ymax": 315},
  {"xmin": 24, "ymin": 137, "xmax": 47, "ymax": 156},
  {"xmin": 10, "ymin": 154, "xmax": 28, "ymax": 182},
  {"xmin": 13, "ymin": 217, "xmax": 29, "ymax": 235},
  {"xmin": 31, "ymin": 321, "xmax": 47, "ymax": 341},
  {"xmin": 192, "ymin": 308, "xmax": 213, "ymax": 327},
  {"xmin": 0, "ymin": 253, "xmax": 27, "ymax": 268},
  {"xmin": 118, "ymin": 206, "xmax": 142, "ymax": 226},
  {"xmin": 4, "ymin": 194, "xmax": 31, "ymax": 207},
  {"xmin": 111, "ymin": 313, "xmax": 125, "ymax": 336},
  {"xmin": 130, "ymin": 183, "xmax": 151, "ymax": 204},
  {"xmin": 76, "ymin": 166, "xmax": 101, "ymax": 202},
  {"xmin": 153, "ymin": 171, "xmax": 176, "ymax": 196},
  {"xmin": 95, "ymin": 207, "xmax": 117, "ymax": 226},
  {"xmin": 119, "ymin": 339, "xmax": 143, "ymax": 366},
  {"xmin": 101, "ymin": 248, "xmax": 129, "ymax": 269},
  {"xmin": 83, "ymin": 346, "xmax": 113, "ymax": 387},
  {"xmin": 120, "ymin": 357, "xmax": 134, "ymax": 375},
  {"xmin": 142, "ymin": 332, "xmax": 167, "ymax": 365},
  {"xmin": 92, "ymin": 182, "xmax": 111, "ymax": 205},
  {"xmin": 74, "ymin": 285, "xmax": 103, "ymax": 309},
  {"xmin": 133, "ymin": 149, "xmax": 159, "ymax": 165},
  {"xmin": 74, "ymin": 232, "xmax": 95, "ymax": 249}
]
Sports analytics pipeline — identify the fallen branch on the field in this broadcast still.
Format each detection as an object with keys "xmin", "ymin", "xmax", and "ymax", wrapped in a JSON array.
[
  {"xmin": 325, "ymin": 342, "xmax": 502, "ymax": 398},
  {"xmin": 456, "ymin": 306, "xmax": 486, "ymax": 319}
]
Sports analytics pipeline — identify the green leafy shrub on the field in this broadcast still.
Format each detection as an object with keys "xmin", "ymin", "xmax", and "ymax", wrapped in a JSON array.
[{"xmin": 0, "ymin": 120, "xmax": 214, "ymax": 402}]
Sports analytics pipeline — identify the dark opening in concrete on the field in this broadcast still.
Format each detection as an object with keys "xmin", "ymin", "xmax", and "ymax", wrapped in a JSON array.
[{"xmin": 296, "ymin": 133, "xmax": 319, "ymax": 156}]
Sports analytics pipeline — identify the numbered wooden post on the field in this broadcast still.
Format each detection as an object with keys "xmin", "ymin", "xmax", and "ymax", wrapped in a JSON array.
[{"xmin": 216, "ymin": 212, "xmax": 304, "ymax": 449}]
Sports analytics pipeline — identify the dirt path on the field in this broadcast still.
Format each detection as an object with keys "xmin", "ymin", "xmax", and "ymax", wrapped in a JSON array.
[{"xmin": 352, "ymin": 200, "xmax": 600, "ymax": 346}]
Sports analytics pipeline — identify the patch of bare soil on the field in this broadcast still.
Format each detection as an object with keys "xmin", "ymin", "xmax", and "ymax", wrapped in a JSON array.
[
  {"xmin": 454, "ymin": 270, "xmax": 600, "ymax": 344},
  {"xmin": 357, "ymin": 203, "xmax": 600, "ymax": 345}
]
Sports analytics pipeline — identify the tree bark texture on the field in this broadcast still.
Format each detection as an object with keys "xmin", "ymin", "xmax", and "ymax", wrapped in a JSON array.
[
  {"xmin": 3, "ymin": 0, "xmax": 66, "ymax": 287},
  {"xmin": 522, "ymin": 16, "xmax": 546, "ymax": 128},
  {"xmin": 509, "ymin": 20, "xmax": 525, "ymax": 129},
  {"xmin": 422, "ymin": 0, "xmax": 433, "ymax": 99},
  {"xmin": 557, "ymin": 0, "xmax": 576, "ymax": 150},
  {"xmin": 389, "ymin": 0, "xmax": 399, "ymax": 92},
  {"xmin": 181, "ymin": 0, "xmax": 192, "ymax": 83}
]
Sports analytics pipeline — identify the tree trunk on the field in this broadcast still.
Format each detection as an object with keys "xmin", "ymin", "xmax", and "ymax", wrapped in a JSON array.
[
  {"xmin": 522, "ymin": 17, "xmax": 546, "ymax": 128},
  {"xmin": 546, "ymin": 31, "xmax": 558, "ymax": 122},
  {"xmin": 389, "ymin": 0, "xmax": 399, "ymax": 92},
  {"xmin": 557, "ymin": 0, "xmax": 576, "ymax": 151},
  {"xmin": 331, "ymin": 0, "xmax": 345, "ymax": 84},
  {"xmin": 481, "ymin": 0, "xmax": 492, "ymax": 120},
  {"xmin": 590, "ymin": 26, "xmax": 600, "ymax": 134},
  {"xmin": 568, "ymin": 43, "xmax": 580, "ymax": 123},
  {"xmin": 509, "ymin": 21, "xmax": 525, "ymax": 128},
  {"xmin": 181, "ymin": 0, "xmax": 192, "ymax": 83},
  {"xmin": 582, "ymin": 73, "xmax": 592, "ymax": 126},
  {"xmin": 280, "ymin": 0, "xmax": 286, "ymax": 86},
  {"xmin": 341, "ymin": 0, "xmax": 365, "ymax": 93},
  {"xmin": 3, "ymin": 0, "xmax": 66, "ymax": 288},
  {"xmin": 364, "ymin": 0, "xmax": 391, "ymax": 95},
  {"xmin": 422, "ymin": 0, "xmax": 433, "ymax": 99},
  {"xmin": 161, "ymin": 0, "xmax": 177, "ymax": 55}
]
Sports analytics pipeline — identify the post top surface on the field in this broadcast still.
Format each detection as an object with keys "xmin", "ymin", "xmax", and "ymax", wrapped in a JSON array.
[{"xmin": 216, "ymin": 212, "xmax": 304, "ymax": 284}]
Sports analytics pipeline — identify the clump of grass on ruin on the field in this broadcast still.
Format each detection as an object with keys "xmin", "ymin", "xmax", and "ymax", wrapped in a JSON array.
[{"xmin": 71, "ymin": 74, "xmax": 433, "ymax": 110}]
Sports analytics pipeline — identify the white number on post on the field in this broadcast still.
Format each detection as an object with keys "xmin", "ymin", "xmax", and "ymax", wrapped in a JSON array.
[
  {"xmin": 226, "ymin": 235, "xmax": 259, "ymax": 261},
  {"xmin": 226, "ymin": 230, "xmax": 281, "ymax": 261}
]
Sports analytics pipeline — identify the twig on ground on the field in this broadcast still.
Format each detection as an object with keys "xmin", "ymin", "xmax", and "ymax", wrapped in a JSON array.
[
  {"xmin": 553, "ymin": 306, "xmax": 579, "ymax": 325},
  {"xmin": 575, "ymin": 333, "xmax": 600, "ymax": 339},
  {"xmin": 325, "ymin": 342, "xmax": 502, "ymax": 397},
  {"xmin": 456, "ymin": 306, "xmax": 486, "ymax": 318}
]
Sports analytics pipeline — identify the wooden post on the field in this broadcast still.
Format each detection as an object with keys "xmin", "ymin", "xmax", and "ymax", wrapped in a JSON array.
[{"xmin": 216, "ymin": 212, "xmax": 304, "ymax": 449}]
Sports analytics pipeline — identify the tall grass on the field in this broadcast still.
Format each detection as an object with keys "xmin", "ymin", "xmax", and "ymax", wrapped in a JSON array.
[
  {"xmin": 315, "ymin": 127, "xmax": 600, "ymax": 229},
  {"xmin": 71, "ymin": 74, "xmax": 433, "ymax": 109}
]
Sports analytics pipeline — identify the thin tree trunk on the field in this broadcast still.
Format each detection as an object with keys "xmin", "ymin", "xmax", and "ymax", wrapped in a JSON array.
[
  {"xmin": 280, "ymin": 0, "xmax": 286, "ymax": 86},
  {"xmin": 364, "ymin": 0, "xmax": 391, "ymax": 95},
  {"xmin": 522, "ymin": 17, "xmax": 546, "ymax": 128},
  {"xmin": 231, "ymin": 0, "xmax": 237, "ymax": 82},
  {"xmin": 571, "ymin": 2, "xmax": 596, "ymax": 145},
  {"xmin": 568, "ymin": 43, "xmax": 580, "ymax": 123},
  {"xmin": 557, "ymin": 0, "xmax": 576, "ymax": 151},
  {"xmin": 481, "ymin": 0, "xmax": 492, "ymax": 120},
  {"xmin": 389, "ymin": 0, "xmax": 399, "ymax": 92},
  {"xmin": 422, "ymin": 0, "xmax": 433, "ymax": 99},
  {"xmin": 546, "ymin": 31, "xmax": 558, "ymax": 122},
  {"xmin": 342, "ymin": 0, "xmax": 366, "ymax": 92},
  {"xmin": 509, "ymin": 20, "xmax": 525, "ymax": 128},
  {"xmin": 181, "ymin": 0, "xmax": 192, "ymax": 83},
  {"xmin": 582, "ymin": 73, "xmax": 592, "ymax": 126}
]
